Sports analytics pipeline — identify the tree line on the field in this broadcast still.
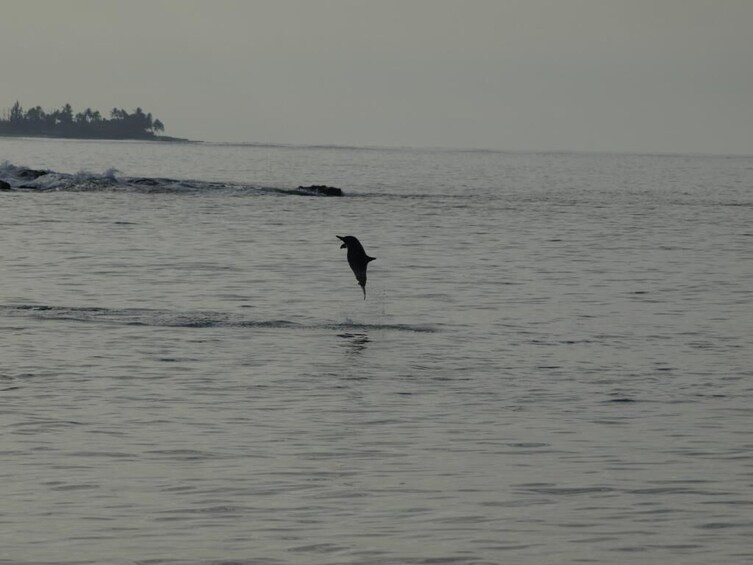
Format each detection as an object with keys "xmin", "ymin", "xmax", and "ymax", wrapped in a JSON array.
[{"xmin": 0, "ymin": 101, "xmax": 166, "ymax": 139}]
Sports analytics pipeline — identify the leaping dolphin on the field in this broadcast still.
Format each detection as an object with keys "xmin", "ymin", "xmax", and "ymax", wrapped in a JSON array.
[{"xmin": 337, "ymin": 235, "xmax": 376, "ymax": 299}]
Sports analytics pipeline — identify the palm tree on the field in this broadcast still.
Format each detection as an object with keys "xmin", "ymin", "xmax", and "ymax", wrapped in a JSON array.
[
  {"xmin": 9, "ymin": 101, "xmax": 24, "ymax": 124},
  {"xmin": 57, "ymin": 104, "xmax": 73, "ymax": 127}
]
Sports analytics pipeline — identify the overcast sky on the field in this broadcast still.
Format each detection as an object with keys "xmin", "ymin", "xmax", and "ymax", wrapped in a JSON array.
[{"xmin": 2, "ymin": 0, "xmax": 751, "ymax": 154}]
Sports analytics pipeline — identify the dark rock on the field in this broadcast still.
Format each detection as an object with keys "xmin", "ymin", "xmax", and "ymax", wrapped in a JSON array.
[
  {"xmin": 0, "ymin": 180, "xmax": 11, "ymax": 191},
  {"xmin": 131, "ymin": 178, "xmax": 160, "ymax": 186},
  {"xmin": 17, "ymin": 168, "xmax": 48, "ymax": 180},
  {"xmin": 298, "ymin": 184, "xmax": 343, "ymax": 196}
]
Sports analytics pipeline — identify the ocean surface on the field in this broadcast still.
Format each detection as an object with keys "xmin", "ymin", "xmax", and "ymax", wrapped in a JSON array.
[{"xmin": 1, "ymin": 137, "xmax": 752, "ymax": 564}]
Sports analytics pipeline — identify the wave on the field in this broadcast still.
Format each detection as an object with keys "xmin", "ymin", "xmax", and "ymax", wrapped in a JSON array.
[
  {"xmin": 0, "ymin": 162, "xmax": 345, "ymax": 196},
  {"xmin": 0, "ymin": 304, "xmax": 438, "ymax": 333}
]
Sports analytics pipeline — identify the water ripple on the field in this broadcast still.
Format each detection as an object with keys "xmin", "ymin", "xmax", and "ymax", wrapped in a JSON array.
[{"xmin": 0, "ymin": 304, "xmax": 439, "ymax": 333}]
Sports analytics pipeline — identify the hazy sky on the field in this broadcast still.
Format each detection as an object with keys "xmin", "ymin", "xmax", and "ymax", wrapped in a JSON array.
[{"xmin": 2, "ymin": 0, "xmax": 752, "ymax": 153}]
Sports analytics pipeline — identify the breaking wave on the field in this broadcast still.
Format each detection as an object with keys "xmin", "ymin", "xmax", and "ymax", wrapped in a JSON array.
[{"xmin": 0, "ymin": 161, "xmax": 345, "ymax": 196}]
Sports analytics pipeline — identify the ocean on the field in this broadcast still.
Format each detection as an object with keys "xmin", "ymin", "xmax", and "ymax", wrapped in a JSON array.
[{"xmin": 1, "ymin": 137, "xmax": 751, "ymax": 564}]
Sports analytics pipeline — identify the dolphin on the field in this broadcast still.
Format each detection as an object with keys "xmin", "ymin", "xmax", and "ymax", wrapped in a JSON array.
[{"xmin": 337, "ymin": 235, "xmax": 376, "ymax": 299}]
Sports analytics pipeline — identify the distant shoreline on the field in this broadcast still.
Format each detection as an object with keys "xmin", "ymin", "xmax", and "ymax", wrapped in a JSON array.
[
  {"xmin": 0, "ymin": 102, "xmax": 186, "ymax": 142},
  {"xmin": 0, "ymin": 132, "xmax": 195, "ymax": 143}
]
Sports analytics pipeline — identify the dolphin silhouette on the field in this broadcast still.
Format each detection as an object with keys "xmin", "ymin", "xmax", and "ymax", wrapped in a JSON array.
[{"xmin": 337, "ymin": 235, "xmax": 376, "ymax": 299}]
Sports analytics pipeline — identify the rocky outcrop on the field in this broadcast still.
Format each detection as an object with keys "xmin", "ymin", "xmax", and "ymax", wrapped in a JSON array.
[
  {"xmin": 17, "ymin": 168, "xmax": 48, "ymax": 180},
  {"xmin": 297, "ymin": 185, "xmax": 343, "ymax": 196},
  {"xmin": 0, "ymin": 180, "xmax": 11, "ymax": 191}
]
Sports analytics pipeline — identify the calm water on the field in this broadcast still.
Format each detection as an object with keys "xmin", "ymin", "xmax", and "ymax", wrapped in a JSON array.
[{"xmin": 1, "ymin": 137, "xmax": 752, "ymax": 564}]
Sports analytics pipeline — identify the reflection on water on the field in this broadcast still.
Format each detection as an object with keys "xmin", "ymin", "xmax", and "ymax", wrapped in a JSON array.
[{"xmin": 337, "ymin": 331, "xmax": 370, "ymax": 355}]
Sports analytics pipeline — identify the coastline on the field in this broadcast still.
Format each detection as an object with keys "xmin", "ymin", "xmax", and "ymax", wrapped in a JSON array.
[{"xmin": 0, "ymin": 132, "xmax": 195, "ymax": 143}]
